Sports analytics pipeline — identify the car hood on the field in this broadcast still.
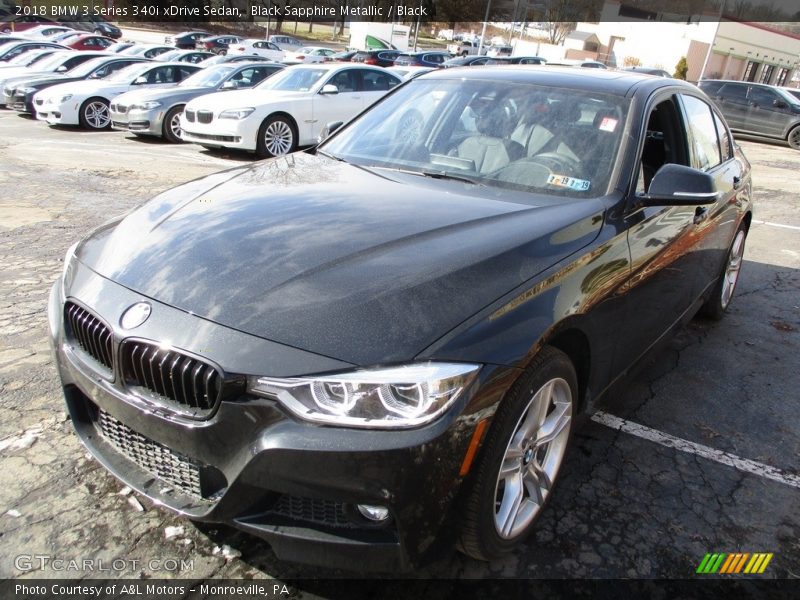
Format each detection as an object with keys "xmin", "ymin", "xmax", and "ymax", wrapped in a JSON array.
[
  {"xmin": 75, "ymin": 153, "xmax": 604, "ymax": 365},
  {"xmin": 8, "ymin": 73, "xmax": 75, "ymax": 89},
  {"xmin": 114, "ymin": 85, "xmax": 211, "ymax": 104},
  {"xmin": 187, "ymin": 88, "xmax": 307, "ymax": 111}
]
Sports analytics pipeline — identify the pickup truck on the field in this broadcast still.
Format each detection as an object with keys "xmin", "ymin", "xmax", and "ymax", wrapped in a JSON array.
[{"xmin": 447, "ymin": 40, "xmax": 479, "ymax": 56}]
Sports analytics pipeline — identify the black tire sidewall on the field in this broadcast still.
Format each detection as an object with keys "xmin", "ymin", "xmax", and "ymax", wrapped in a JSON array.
[
  {"xmin": 460, "ymin": 347, "xmax": 578, "ymax": 559},
  {"xmin": 162, "ymin": 105, "xmax": 184, "ymax": 143},
  {"xmin": 700, "ymin": 221, "xmax": 748, "ymax": 320},
  {"xmin": 256, "ymin": 115, "xmax": 297, "ymax": 159},
  {"xmin": 79, "ymin": 97, "xmax": 110, "ymax": 130}
]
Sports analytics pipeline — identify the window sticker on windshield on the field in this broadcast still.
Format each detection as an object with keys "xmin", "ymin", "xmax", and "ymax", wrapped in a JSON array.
[
  {"xmin": 547, "ymin": 174, "xmax": 591, "ymax": 191},
  {"xmin": 598, "ymin": 117, "xmax": 618, "ymax": 132}
]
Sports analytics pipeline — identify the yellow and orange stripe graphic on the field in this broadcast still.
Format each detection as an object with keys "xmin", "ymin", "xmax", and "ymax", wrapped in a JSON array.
[{"xmin": 696, "ymin": 552, "xmax": 773, "ymax": 574}]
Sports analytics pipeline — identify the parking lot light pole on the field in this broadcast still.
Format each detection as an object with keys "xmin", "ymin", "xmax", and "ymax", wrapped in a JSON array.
[{"xmin": 478, "ymin": 0, "xmax": 492, "ymax": 55}]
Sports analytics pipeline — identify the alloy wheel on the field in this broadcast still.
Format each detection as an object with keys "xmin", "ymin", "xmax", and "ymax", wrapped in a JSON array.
[
  {"xmin": 84, "ymin": 101, "xmax": 110, "ymax": 129},
  {"xmin": 169, "ymin": 112, "xmax": 181, "ymax": 139},
  {"xmin": 721, "ymin": 229, "xmax": 745, "ymax": 309},
  {"xmin": 264, "ymin": 120, "xmax": 294, "ymax": 156},
  {"xmin": 788, "ymin": 127, "xmax": 800, "ymax": 150},
  {"xmin": 494, "ymin": 377, "xmax": 572, "ymax": 539}
]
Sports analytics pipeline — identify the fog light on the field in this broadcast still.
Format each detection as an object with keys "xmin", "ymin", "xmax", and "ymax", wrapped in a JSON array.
[{"xmin": 356, "ymin": 504, "xmax": 389, "ymax": 522}]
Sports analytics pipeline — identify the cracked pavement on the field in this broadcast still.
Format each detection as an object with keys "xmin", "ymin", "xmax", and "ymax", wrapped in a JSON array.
[{"xmin": 0, "ymin": 110, "xmax": 798, "ymax": 584}]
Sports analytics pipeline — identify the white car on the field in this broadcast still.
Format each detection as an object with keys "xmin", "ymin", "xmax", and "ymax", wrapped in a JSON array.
[
  {"xmin": 34, "ymin": 62, "xmax": 202, "ymax": 130},
  {"xmin": 20, "ymin": 25, "xmax": 75, "ymax": 39},
  {"xmin": 180, "ymin": 63, "xmax": 401, "ymax": 158},
  {"xmin": 228, "ymin": 39, "xmax": 285, "ymax": 62},
  {"xmin": 289, "ymin": 46, "xmax": 337, "ymax": 64},
  {"xmin": 268, "ymin": 35, "xmax": 304, "ymax": 52}
]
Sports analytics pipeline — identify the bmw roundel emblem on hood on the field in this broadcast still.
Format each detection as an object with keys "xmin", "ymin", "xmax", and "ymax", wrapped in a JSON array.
[{"xmin": 120, "ymin": 302, "xmax": 152, "ymax": 330}]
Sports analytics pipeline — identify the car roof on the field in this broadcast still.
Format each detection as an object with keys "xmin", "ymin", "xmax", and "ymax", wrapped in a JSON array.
[{"xmin": 418, "ymin": 65, "xmax": 694, "ymax": 97}]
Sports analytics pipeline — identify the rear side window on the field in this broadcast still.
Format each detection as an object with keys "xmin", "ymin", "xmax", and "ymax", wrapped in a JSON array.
[
  {"xmin": 681, "ymin": 95, "xmax": 722, "ymax": 171},
  {"xmin": 361, "ymin": 70, "xmax": 399, "ymax": 91},
  {"xmin": 717, "ymin": 83, "xmax": 747, "ymax": 101},
  {"xmin": 712, "ymin": 111, "xmax": 732, "ymax": 161}
]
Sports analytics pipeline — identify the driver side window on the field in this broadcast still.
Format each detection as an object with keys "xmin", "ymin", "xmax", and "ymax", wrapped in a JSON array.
[{"xmin": 636, "ymin": 96, "xmax": 689, "ymax": 195}]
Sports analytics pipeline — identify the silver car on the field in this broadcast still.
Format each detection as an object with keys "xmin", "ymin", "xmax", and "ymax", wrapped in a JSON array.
[{"xmin": 109, "ymin": 62, "xmax": 284, "ymax": 143}]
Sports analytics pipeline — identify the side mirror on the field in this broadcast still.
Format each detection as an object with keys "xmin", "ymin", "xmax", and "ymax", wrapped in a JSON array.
[
  {"xmin": 320, "ymin": 84, "xmax": 339, "ymax": 95},
  {"xmin": 773, "ymin": 99, "xmax": 788, "ymax": 109},
  {"xmin": 318, "ymin": 120, "xmax": 344, "ymax": 142},
  {"xmin": 221, "ymin": 80, "xmax": 237, "ymax": 90},
  {"xmin": 55, "ymin": 65, "xmax": 68, "ymax": 72},
  {"xmin": 640, "ymin": 163, "xmax": 720, "ymax": 206},
  {"xmin": 133, "ymin": 76, "xmax": 147, "ymax": 85}
]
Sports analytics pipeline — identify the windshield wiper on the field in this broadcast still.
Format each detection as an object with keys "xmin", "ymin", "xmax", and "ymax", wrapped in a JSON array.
[
  {"xmin": 372, "ymin": 166, "xmax": 483, "ymax": 186},
  {"xmin": 316, "ymin": 149, "xmax": 344, "ymax": 162}
]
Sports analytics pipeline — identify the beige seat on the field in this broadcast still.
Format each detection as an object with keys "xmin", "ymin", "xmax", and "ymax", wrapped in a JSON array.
[{"xmin": 457, "ymin": 112, "xmax": 524, "ymax": 174}]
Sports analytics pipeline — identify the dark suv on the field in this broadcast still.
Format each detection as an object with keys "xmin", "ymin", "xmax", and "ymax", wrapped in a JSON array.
[{"xmin": 699, "ymin": 79, "xmax": 800, "ymax": 150}]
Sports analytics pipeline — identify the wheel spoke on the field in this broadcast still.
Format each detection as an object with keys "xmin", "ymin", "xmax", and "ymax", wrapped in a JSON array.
[
  {"xmin": 535, "ymin": 402, "xmax": 571, "ymax": 446},
  {"xmin": 497, "ymin": 473, "xmax": 524, "ymax": 537}
]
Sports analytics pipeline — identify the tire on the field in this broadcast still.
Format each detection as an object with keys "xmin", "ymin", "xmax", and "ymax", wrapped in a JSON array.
[
  {"xmin": 458, "ymin": 346, "xmax": 577, "ymax": 561},
  {"xmin": 256, "ymin": 115, "xmax": 297, "ymax": 159},
  {"xmin": 78, "ymin": 97, "xmax": 111, "ymax": 130},
  {"xmin": 162, "ymin": 105, "xmax": 185, "ymax": 144},
  {"xmin": 788, "ymin": 125, "xmax": 800, "ymax": 151},
  {"xmin": 700, "ymin": 222, "xmax": 748, "ymax": 320}
]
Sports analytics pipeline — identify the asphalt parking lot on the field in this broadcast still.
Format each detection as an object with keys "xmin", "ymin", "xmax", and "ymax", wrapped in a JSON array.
[{"xmin": 0, "ymin": 108, "xmax": 798, "ymax": 584}]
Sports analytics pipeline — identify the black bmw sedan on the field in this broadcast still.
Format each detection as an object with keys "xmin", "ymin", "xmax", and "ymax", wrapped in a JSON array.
[{"xmin": 49, "ymin": 67, "xmax": 752, "ymax": 571}]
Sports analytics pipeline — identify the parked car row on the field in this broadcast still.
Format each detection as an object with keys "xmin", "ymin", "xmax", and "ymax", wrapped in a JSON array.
[{"xmin": 3, "ymin": 47, "xmax": 404, "ymax": 160}]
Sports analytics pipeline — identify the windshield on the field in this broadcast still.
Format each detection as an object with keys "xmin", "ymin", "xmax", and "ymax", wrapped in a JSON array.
[
  {"xmin": 65, "ymin": 56, "xmax": 113, "ymax": 78},
  {"xmin": 179, "ymin": 65, "xmax": 235, "ymax": 87},
  {"xmin": 256, "ymin": 67, "xmax": 326, "ymax": 91},
  {"xmin": 107, "ymin": 63, "xmax": 152, "ymax": 83},
  {"xmin": 776, "ymin": 87, "xmax": 800, "ymax": 107},
  {"xmin": 322, "ymin": 77, "xmax": 629, "ymax": 198},
  {"xmin": 9, "ymin": 50, "xmax": 49, "ymax": 65},
  {"xmin": 157, "ymin": 50, "xmax": 181, "ymax": 61}
]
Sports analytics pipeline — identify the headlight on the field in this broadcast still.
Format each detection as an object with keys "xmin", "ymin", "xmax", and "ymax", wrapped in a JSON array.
[
  {"xmin": 131, "ymin": 101, "xmax": 161, "ymax": 110},
  {"xmin": 61, "ymin": 241, "xmax": 79, "ymax": 297},
  {"xmin": 56, "ymin": 94, "xmax": 72, "ymax": 103},
  {"xmin": 219, "ymin": 107, "xmax": 254, "ymax": 120},
  {"xmin": 248, "ymin": 362, "xmax": 481, "ymax": 428},
  {"xmin": 20, "ymin": 87, "xmax": 37, "ymax": 94}
]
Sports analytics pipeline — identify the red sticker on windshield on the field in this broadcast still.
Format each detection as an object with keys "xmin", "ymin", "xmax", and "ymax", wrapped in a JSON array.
[{"xmin": 599, "ymin": 117, "xmax": 618, "ymax": 132}]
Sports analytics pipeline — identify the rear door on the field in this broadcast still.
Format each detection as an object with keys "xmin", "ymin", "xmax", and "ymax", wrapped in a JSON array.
[
  {"xmin": 709, "ymin": 82, "xmax": 748, "ymax": 129},
  {"xmin": 744, "ymin": 85, "xmax": 791, "ymax": 138}
]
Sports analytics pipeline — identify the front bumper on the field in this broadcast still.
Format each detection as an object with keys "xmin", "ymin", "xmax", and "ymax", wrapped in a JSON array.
[
  {"xmin": 9, "ymin": 90, "xmax": 34, "ymax": 114},
  {"xmin": 35, "ymin": 98, "xmax": 79, "ymax": 126},
  {"xmin": 110, "ymin": 106, "xmax": 163, "ymax": 136},
  {"xmin": 48, "ymin": 262, "xmax": 509, "ymax": 570},
  {"xmin": 180, "ymin": 113, "xmax": 256, "ymax": 150}
]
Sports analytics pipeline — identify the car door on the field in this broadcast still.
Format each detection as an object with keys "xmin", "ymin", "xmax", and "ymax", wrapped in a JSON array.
[
  {"xmin": 678, "ymin": 93, "xmax": 745, "ymax": 293},
  {"xmin": 613, "ymin": 92, "xmax": 711, "ymax": 374},
  {"xmin": 744, "ymin": 85, "xmax": 790, "ymax": 137},
  {"xmin": 357, "ymin": 69, "xmax": 400, "ymax": 109},
  {"xmin": 709, "ymin": 82, "xmax": 748, "ymax": 130},
  {"xmin": 311, "ymin": 68, "xmax": 363, "ymax": 139}
]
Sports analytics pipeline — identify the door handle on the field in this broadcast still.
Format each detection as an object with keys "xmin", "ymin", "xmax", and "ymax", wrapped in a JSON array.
[{"xmin": 694, "ymin": 206, "xmax": 709, "ymax": 225}]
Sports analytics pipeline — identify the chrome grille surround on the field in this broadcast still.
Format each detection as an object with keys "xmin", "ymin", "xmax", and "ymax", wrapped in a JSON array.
[
  {"xmin": 64, "ymin": 302, "xmax": 114, "ymax": 372},
  {"xmin": 119, "ymin": 340, "xmax": 223, "ymax": 417}
]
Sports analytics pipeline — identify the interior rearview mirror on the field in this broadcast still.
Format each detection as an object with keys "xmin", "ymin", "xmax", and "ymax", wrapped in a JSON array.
[{"xmin": 640, "ymin": 163, "xmax": 721, "ymax": 206}]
